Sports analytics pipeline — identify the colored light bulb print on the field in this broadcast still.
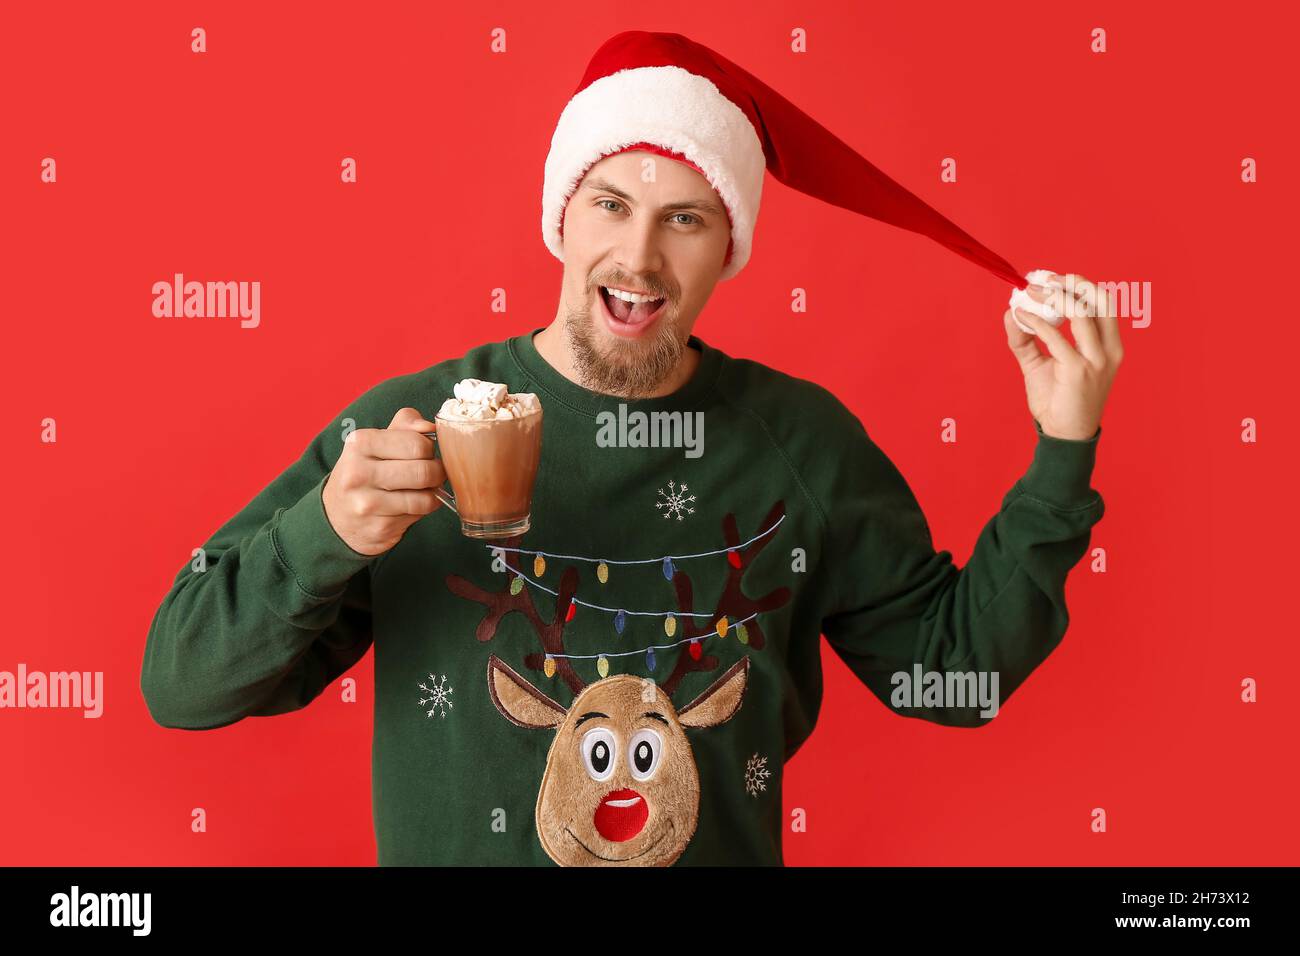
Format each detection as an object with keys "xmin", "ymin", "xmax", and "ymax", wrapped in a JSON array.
[{"xmin": 444, "ymin": 500, "xmax": 792, "ymax": 866}]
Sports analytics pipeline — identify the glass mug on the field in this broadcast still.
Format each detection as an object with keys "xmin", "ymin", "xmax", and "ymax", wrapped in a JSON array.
[{"xmin": 420, "ymin": 407, "xmax": 543, "ymax": 539}]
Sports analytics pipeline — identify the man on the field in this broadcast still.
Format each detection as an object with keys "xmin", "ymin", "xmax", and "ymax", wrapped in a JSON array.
[{"xmin": 142, "ymin": 31, "xmax": 1120, "ymax": 866}]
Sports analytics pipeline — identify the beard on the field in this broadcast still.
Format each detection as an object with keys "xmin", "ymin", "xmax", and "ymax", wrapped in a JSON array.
[{"xmin": 564, "ymin": 279, "xmax": 686, "ymax": 399}]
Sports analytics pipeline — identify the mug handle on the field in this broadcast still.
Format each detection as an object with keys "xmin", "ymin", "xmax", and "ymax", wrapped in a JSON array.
[{"xmin": 420, "ymin": 431, "xmax": 458, "ymax": 514}]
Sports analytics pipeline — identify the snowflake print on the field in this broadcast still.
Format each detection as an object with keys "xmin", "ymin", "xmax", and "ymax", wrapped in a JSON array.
[
  {"xmin": 417, "ymin": 673, "xmax": 455, "ymax": 718},
  {"xmin": 655, "ymin": 479, "xmax": 697, "ymax": 521},
  {"xmin": 744, "ymin": 753, "xmax": 770, "ymax": 796}
]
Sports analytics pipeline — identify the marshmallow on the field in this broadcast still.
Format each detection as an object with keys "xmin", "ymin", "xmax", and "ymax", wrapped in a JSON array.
[
  {"xmin": 437, "ymin": 378, "xmax": 541, "ymax": 421},
  {"xmin": 453, "ymin": 378, "xmax": 507, "ymax": 408}
]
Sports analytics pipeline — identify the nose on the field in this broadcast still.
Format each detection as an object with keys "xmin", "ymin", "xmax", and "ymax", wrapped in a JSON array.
[
  {"xmin": 612, "ymin": 213, "xmax": 665, "ymax": 279},
  {"xmin": 594, "ymin": 787, "xmax": 648, "ymax": 842}
]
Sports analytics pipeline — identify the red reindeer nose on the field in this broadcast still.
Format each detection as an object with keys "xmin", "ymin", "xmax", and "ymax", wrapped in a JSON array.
[{"xmin": 594, "ymin": 788, "xmax": 648, "ymax": 842}]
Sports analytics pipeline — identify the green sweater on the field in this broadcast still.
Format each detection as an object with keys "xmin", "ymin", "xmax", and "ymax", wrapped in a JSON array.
[{"xmin": 142, "ymin": 327, "xmax": 1104, "ymax": 866}]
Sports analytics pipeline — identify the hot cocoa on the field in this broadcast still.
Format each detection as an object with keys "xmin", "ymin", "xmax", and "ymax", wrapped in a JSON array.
[{"xmin": 434, "ymin": 379, "xmax": 542, "ymax": 538}]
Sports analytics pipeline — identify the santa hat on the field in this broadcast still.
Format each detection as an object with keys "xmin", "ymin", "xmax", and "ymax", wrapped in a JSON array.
[{"xmin": 542, "ymin": 30, "xmax": 1026, "ymax": 288}]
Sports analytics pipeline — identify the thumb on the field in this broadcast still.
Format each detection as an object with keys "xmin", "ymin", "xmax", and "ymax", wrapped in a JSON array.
[
  {"xmin": 1013, "ymin": 307, "xmax": 1076, "ymax": 367},
  {"xmin": 1005, "ymin": 308, "xmax": 1044, "ymax": 370}
]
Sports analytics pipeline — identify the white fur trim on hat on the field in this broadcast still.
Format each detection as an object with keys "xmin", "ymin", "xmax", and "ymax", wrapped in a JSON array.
[{"xmin": 541, "ymin": 65, "xmax": 767, "ymax": 281}]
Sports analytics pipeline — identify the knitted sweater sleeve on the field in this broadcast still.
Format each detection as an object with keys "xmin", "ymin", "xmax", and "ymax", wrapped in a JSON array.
[
  {"xmin": 140, "ymin": 394, "xmax": 387, "ymax": 730},
  {"xmin": 819, "ymin": 414, "xmax": 1105, "ymax": 728}
]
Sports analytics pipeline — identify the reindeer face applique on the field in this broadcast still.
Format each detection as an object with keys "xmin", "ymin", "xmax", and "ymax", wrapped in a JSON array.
[
  {"xmin": 446, "ymin": 500, "xmax": 791, "ymax": 867},
  {"xmin": 486, "ymin": 655, "xmax": 749, "ymax": 866}
]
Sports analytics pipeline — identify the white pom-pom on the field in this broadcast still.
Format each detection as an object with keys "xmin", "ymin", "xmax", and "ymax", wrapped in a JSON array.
[{"xmin": 1009, "ymin": 269, "xmax": 1065, "ymax": 335}]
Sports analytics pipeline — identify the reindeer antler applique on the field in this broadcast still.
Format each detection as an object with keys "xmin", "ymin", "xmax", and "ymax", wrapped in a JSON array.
[
  {"xmin": 445, "ymin": 537, "xmax": 586, "ymax": 697},
  {"xmin": 444, "ymin": 500, "xmax": 792, "ymax": 866},
  {"xmin": 660, "ymin": 499, "xmax": 791, "ymax": 697}
]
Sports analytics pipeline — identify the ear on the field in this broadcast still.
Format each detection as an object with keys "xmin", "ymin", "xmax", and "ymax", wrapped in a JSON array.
[
  {"xmin": 676, "ymin": 657, "xmax": 748, "ymax": 728},
  {"xmin": 487, "ymin": 655, "xmax": 567, "ymax": 729}
]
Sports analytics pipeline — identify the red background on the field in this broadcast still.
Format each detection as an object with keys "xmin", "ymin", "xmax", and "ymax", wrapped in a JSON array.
[{"xmin": 2, "ymin": 2, "xmax": 1294, "ymax": 865}]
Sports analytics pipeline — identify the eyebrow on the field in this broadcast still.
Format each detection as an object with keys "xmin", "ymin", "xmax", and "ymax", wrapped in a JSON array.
[
  {"xmin": 581, "ymin": 177, "xmax": 724, "ymax": 217},
  {"xmin": 573, "ymin": 710, "xmax": 669, "ymax": 728}
]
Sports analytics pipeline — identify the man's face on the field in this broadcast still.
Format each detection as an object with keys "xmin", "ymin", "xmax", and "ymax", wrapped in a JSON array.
[{"xmin": 559, "ymin": 149, "xmax": 731, "ymax": 397}]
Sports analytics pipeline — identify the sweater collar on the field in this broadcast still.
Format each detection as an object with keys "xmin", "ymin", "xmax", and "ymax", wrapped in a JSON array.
[{"xmin": 507, "ymin": 326, "xmax": 724, "ymax": 419}]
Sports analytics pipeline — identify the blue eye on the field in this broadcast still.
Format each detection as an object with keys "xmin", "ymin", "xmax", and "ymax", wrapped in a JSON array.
[{"xmin": 671, "ymin": 213, "xmax": 698, "ymax": 225}]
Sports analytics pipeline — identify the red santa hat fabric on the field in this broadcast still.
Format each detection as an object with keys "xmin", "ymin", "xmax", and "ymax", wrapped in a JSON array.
[{"xmin": 542, "ymin": 30, "xmax": 1026, "ymax": 288}]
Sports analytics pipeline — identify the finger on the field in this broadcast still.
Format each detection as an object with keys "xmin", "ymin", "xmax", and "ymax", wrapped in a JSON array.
[
  {"xmin": 1057, "ymin": 273, "xmax": 1086, "ymax": 295},
  {"xmin": 1068, "ymin": 276, "xmax": 1099, "ymax": 315},
  {"xmin": 357, "ymin": 487, "xmax": 443, "ymax": 517},
  {"xmin": 388, "ymin": 406, "xmax": 438, "ymax": 432},
  {"xmin": 352, "ymin": 427, "xmax": 437, "ymax": 461},
  {"xmin": 1085, "ymin": 281, "xmax": 1123, "ymax": 364},
  {"xmin": 1054, "ymin": 272, "xmax": 1078, "ymax": 298},
  {"xmin": 371, "ymin": 457, "xmax": 446, "ymax": 492},
  {"xmin": 1065, "ymin": 309, "xmax": 1107, "ymax": 369},
  {"xmin": 1056, "ymin": 276, "xmax": 1110, "ymax": 368},
  {"xmin": 1014, "ymin": 308, "xmax": 1084, "ymax": 368},
  {"xmin": 1043, "ymin": 273, "xmax": 1083, "ymax": 310},
  {"xmin": 1025, "ymin": 283, "xmax": 1054, "ymax": 304},
  {"xmin": 1092, "ymin": 280, "xmax": 1114, "ymax": 320},
  {"xmin": 1059, "ymin": 274, "xmax": 1103, "ymax": 319},
  {"xmin": 1061, "ymin": 274, "xmax": 1123, "ymax": 367},
  {"xmin": 1042, "ymin": 283, "xmax": 1094, "ymax": 322}
]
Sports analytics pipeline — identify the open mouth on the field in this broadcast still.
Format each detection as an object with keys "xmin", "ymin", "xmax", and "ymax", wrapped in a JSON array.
[{"xmin": 598, "ymin": 285, "xmax": 667, "ymax": 332}]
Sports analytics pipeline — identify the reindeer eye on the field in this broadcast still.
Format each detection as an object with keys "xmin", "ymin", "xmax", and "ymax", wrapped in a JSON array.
[
  {"xmin": 581, "ymin": 728, "xmax": 617, "ymax": 781},
  {"xmin": 628, "ymin": 728, "xmax": 662, "ymax": 781}
]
